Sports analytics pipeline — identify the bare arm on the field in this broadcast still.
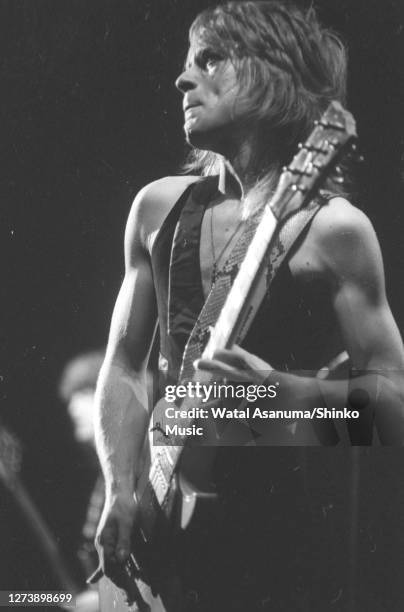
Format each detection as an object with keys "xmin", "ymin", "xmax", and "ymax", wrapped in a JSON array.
[
  {"xmin": 93, "ymin": 184, "xmax": 158, "ymax": 573},
  {"xmin": 95, "ymin": 241, "xmax": 156, "ymax": 494},
  {"xmin": 315, "ymin": 200, "xmax": 404, "ymax": 443}
]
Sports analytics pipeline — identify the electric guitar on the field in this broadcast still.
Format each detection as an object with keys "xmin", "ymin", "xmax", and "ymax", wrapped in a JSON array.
[{"xmin": 99, "ymin": 101, "xmax": 357, "ymax": 611}]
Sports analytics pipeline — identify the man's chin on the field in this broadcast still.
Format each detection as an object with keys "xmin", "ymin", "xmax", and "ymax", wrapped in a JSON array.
[
  {"xmin": 185, "ymin": 127, "xmax": 217, "ymax": 152},
  {"xmin": 185, "ymin": 127, "xmax": 204, "ymax": 148}
]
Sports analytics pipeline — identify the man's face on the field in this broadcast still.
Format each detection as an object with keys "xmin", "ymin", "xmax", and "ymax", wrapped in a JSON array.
[{"xmin": 175, "ymin": 41, "xmax": 241, "ymax": 152}]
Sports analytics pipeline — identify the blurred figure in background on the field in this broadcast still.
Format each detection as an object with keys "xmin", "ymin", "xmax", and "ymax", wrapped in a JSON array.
[{"xmin": 59, "ymin": 350, "xmax": 105, "ymax": 446}]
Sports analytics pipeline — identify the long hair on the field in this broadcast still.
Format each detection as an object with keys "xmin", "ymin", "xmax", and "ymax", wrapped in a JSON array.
[{"xmin": 184, "ymin": 1, "xmax": 349, "ymax": 208}]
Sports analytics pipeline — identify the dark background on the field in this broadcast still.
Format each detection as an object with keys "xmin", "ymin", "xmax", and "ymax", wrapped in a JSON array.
[{"xmin": 0, "ymin": 0, "xmax": 403, "ymax": 609}]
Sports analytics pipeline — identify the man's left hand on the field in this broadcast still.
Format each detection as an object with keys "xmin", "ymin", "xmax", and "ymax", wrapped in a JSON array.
[{"xmin": 194, "ymin": 345, "xmax": 273, "ymax": 383}]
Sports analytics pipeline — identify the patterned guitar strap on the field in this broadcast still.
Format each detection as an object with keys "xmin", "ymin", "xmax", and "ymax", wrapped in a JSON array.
[{"xmin": 179, "ymin": 197, "xmax": 323, "ymax": 383}]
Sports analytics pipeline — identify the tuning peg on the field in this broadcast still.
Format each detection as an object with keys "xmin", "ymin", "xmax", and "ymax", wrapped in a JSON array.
[
  {"xmin": 334, "ymin": 166, "xmax": 343, "ymax": 175},
  {"xmin": 324, "ymin": 139, "xmax": 337, "ymax": 150},
  {"xmin": 334, "ymin": 176, "xmax": 345, "ymax": 184},
  {"xmin": 312, "ymin": 162, "xmax": 323, "ymax": 171},
  {"xmin": 290, "ymin": 185, "xmax": 308, "ymax": 193}
]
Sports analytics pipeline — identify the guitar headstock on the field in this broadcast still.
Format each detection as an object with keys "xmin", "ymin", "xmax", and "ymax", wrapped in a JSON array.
[{"xmin": 271, "ymin": 101, "xmax": 357, "ymax": 221}]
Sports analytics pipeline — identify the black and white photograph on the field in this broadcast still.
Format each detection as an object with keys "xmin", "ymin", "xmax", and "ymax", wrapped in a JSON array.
[{"xmin": 0, "ymin": 1, "xmax": 403, "ymax": 611}]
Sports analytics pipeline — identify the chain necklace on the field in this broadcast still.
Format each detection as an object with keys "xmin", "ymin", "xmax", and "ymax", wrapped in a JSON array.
[{"xmin": 209, "ymin": 204, "xmax": 244, "ymax": 285}]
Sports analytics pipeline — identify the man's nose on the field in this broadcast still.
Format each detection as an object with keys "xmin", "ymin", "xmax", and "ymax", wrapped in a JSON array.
[{"xmin": 175, "ymin": 67, "xmax": 197, "ymax": 93}]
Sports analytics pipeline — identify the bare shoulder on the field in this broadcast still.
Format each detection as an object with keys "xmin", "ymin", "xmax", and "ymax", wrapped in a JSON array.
[
  {"xmin": 125, "ymin": 175, "xmax": 199, "ymax": 256},
  {"xmin": 310, "ymin": 196, "xmax": 385, "ymax": 290},
  {"xmin": 313, "ymin": 197, "xmax": 375, "ymax": 243}
]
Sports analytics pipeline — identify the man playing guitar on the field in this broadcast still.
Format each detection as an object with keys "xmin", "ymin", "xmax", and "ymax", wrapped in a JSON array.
[{"xmin": 93, "ymin": 2, "xmax": 404, "ymax": 610}]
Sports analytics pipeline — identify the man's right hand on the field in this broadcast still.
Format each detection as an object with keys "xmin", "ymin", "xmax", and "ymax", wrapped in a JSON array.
[{"xmin": 93, "ymin": 490, "xmax": 137, "ymax": 586}]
